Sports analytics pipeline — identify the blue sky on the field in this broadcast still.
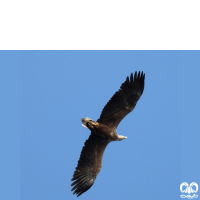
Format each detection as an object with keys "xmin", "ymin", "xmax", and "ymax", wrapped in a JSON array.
[{"xmin": 1, "ymin": 51, "xmax": 200, "ymax": 200}]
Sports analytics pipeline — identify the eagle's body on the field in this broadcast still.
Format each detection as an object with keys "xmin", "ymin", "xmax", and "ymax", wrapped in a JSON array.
[
  {"xmin": 71, "ymin": 72, "xmax": 145, "ymax": 196},
  {"xmin": 82, "ymin": 118, "xmax": 124, "ymax": 141}
]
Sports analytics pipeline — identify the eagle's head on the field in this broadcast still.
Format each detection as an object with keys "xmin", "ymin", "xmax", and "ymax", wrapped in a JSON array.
[{"xmin": 81, "ymin": 117, "xmax": 96, "ymax": 130}]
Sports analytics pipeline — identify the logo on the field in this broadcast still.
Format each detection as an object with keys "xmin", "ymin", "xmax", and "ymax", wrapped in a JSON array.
[{"xmin": 180, "ymin": 182, "xmax": 198, "ymax": 199}]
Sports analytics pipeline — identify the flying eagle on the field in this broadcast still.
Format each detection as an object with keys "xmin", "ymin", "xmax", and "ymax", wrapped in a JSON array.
[{"xmin": 71, "ymin": 72, "xmax": 145, "ymax": 196}]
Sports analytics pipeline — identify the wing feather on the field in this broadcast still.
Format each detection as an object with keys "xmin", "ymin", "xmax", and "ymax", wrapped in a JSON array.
[
  {"xmin": 71, "ymin": 134, "xmax": 109, "ymax": 197},
  {"xmin": 97, "ymin": 71, "xmax": 145, "ymax": 127}
]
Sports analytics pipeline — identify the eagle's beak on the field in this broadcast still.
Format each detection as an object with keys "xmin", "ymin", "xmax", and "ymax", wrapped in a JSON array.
[{"xmin": 81, "ymin": 118, "xmax": 90, "ymax": 129}]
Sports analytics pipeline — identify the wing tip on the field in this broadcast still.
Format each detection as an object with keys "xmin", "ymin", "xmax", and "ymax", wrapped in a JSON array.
[
  {"xmin": 132, "ymin": 71, "xmax": 145, "ymax": 78},
  {"xmin": 71, "ymin": 178, "xmax": 94, "ymax": 197},
  {"xmin": 123, "ymin": 71, "xmax": 145, "ymax": 96}
]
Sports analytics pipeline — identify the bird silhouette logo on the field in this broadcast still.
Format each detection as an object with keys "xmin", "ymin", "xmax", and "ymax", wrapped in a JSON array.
[{"xmin": 180, "ymin": 182, "xmax": 198, "ymax": 199}]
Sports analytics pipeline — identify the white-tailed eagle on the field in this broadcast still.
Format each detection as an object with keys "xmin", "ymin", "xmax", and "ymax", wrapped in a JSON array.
[{"xmin": 71, "ymin": 72, "xmax": 145, "ymax": 196}]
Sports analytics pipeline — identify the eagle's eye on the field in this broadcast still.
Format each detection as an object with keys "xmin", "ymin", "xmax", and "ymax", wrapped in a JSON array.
[{"xmin": 86, "ymin": 122, "xmax": 90, "ymax": 127}]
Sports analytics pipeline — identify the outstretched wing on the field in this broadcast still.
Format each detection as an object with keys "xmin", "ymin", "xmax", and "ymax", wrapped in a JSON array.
[
  {"xmin": 97, "ymin": 72, "xmax": 145, "ymax": 128},
  {"xmin": 71, "ymin": 133, "xmax": 109, "ymax": 197}
]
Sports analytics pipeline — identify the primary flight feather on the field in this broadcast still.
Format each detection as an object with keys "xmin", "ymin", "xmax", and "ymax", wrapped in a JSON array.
[{"xmin": 71, "ymin": 72, "xmax": 145, "ymax": 196}]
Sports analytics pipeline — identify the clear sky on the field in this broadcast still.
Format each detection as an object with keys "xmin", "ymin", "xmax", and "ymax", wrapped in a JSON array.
[{"xmin": 1, "ymin": 51, "xmax": 200, "ymax": 200}]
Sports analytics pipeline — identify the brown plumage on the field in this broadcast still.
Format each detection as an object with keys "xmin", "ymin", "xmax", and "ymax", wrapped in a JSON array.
[{"xmin": 71, "ymin": 72, "xmax": 145, "ymax": 196}]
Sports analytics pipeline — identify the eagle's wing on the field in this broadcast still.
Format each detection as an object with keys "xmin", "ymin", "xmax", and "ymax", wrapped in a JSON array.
[
  {"xmin": 97, "ymin": 72, "xmax": 145, "ymax": 128},
  {"xmin": 71, "ymin": 133, "xmax": 109, "ymax": 197}
]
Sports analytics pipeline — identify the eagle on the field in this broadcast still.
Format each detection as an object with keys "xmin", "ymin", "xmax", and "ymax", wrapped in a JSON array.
[{"xmin": 71, "ymin": 71, "xmax": 145, "ymax": 196}]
